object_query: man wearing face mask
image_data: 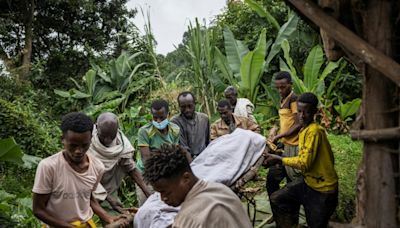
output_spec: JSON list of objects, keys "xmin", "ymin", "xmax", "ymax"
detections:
[
  {"xmin": 171, "ymin": 91, "xmax": 210, "ymax": 159},
  {"xmin": 136, "ymin": 99, "xmax": 183, "ymax": 205},
  {"xmin": 88, "ymin": 112, "xmax": 150, "ymax": 213}
]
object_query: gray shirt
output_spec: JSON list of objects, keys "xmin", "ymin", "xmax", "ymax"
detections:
[{"xmin": 171, "ymin": 112, "xmax": 210, "ymax": 157}]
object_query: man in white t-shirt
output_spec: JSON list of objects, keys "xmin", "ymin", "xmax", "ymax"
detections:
[{"xmin": 32, "ymin": 112, "xmax": 127, "ymax": 227}]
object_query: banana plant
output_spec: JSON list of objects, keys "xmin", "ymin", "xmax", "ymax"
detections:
[
  {"xmin": 279, "ymin": 39, "xmax": 343, "ymax": 100},
  {"xmin": 54, "ymin": 51, "xmax": 153, "ymax": 115},
  {"xmin": 239, "ymin": 28, "xmax": 269, "ymax": 104},
  {"xmin": 334, "ymin": 98, "xmax": 362, "ymax": 122}
]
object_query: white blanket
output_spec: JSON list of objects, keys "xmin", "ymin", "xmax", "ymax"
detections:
[{"xmin": 134, "ymin": 129, "xmax": 266, "ymax": 228}]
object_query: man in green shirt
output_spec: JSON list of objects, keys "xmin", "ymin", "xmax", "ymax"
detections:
[
  {"xmin": 265, "ymin": 93, "xmax": 338, "ymax": 228},
  {"xmin": 136, "ymin": 99, "xmax": 181, "ymax": 205}
]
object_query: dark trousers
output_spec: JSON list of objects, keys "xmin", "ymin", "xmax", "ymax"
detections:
[
  {"xmin": 266, "ymin": 164, "xmax": 299, "ymax": 225},
  {"xmin": 270, "ymin": 179, "xmax": 338, "ymax": 228}
]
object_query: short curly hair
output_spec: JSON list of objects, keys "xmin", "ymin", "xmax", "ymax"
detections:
[
  {"xmin": 60, "ymin": 112, "xmax": 93, "ymax": 134},
  {"xmin": 144, "ymin": 144, "xmax": 191, "ymax": 183},
  {"xmin": 275, "ymin": 71, "xmax": 292, "ymax": 83},
  {"xmin": 298, "ymin": 92, "xmax": 319, "ymax": 112},
  {"xmin": 151, "ymin": 99, "xmax": 169, "ymax": 114}
]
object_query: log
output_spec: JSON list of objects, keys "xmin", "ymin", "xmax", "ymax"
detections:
[
  {"xmin": 231, "ymin": 155, "xmax": 265, "ymax": 192},
  {"xmin": 285, "ymin": 0, "xmax": 400, "ymax": 87},
  {"xmin": 350, "ymin": 127, "xmax": 400, "ymax": 141}
]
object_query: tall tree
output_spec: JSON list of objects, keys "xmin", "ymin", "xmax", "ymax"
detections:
[{"xmin": 0, "ymin": 0, "xmax": 140, "ymax": 88}]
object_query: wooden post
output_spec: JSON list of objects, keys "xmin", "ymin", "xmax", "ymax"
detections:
[{"xmin": 284, "ymin": 0, "xmax": 400, "ymax": 227}]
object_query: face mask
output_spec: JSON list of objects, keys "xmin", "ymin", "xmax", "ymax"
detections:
[{"xmin": 152, "ymin": 119, "xmax": 169, "ymax": 130}]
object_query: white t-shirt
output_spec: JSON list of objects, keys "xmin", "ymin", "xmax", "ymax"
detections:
[{"xmin": 32, "ymin": 151, "xmax": 105, "ymax": 223}]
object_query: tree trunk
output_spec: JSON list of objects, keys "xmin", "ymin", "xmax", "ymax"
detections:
[
  {"xmin": 362, "ymin": 0, "xmax": 399, "ymax": 227},
  {"xmin": 20, "ymin": 0, "xmax": 34, "ymax": 80}
]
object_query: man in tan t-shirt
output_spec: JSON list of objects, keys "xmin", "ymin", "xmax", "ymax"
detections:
[
  {"xmin": 32, "ymin": 112, "xmax": 127, "ymax": 227},
  {"xmin": 143, "ymin": 144, "xmax": 252, "ymax": 228}
]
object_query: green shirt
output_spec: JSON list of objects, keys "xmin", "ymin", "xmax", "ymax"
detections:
[{"xmin": 136, "ymin": 122, "xmax": 180, "ymax": 172}]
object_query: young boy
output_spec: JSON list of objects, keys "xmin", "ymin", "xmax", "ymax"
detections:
[
  {"xmin": 32, "ymin": 112, "xmax": 126, "ymax": 227},
  {"xmin": 265, "ymin": 93, "xmax": 338, "ymax": 228}
]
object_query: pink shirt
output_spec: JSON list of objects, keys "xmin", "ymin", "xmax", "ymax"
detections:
[{"xmin": 33, "ymin": 151, "xmax": 105, "ymax": 223}]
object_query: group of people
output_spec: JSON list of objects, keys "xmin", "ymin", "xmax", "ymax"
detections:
[{"xmin": 32, "ymin": 71, "xmax": 338, "ymax": 228}]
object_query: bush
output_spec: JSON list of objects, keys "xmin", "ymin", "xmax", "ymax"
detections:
[
  {"xmin": 328, "ymin": 133, "xmax": 362, "ymax": 222},
  {"xmin": 0, "ymin": 98, "xmax": 60, "ymax": 158}
]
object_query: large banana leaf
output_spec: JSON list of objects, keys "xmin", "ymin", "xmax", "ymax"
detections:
[
  {"xmin": 303, "ymin": 45, "xmax": 324, "ymax": 90},
  {"xmin": 280, "ymin": 39, "xmax": 305, "ymax": 94},
  {"xmin": 83, "ymin": 69, "xmax": 97, "ymax": 97},
  {"xmin": 223, "ymin": 26, "xmax": 249, "ymax": 76},
  {"xmin": 240, "ymin": 29, "xmax": 267, "ymax": 103},
  {"xmin": 0, "ymin": 138, "xmax": 23, "ymax": 164},
  {"xmin": 215, "ymin": 47, "xmax": 235, "ymax": 85},
  {"xmin": 266, "ymin": 14, "xmax": 299, "ymax": 66},
  {"xmin": 334, "ymin": 98, "xmax": 362, "ymax": 120},
  {"xmin": 244, "ymin": 0, "xmax": 280, "ymax": 30}
]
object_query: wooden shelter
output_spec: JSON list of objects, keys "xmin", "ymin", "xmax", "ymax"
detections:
[{"xmin": 284, "ymin": 0, "xmax": 400, "ymax": 227}]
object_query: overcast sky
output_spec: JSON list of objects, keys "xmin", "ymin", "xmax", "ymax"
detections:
[{"xmin": 127, "ymin": 0, "xmax": 226, "ymax": 55}]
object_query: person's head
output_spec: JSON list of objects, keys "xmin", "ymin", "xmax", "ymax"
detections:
[
  {"xmin": 60, "ymin": 112, "xmax": 94, "ymax": 164},
  {"xmin": 297, "ymin": 93, "xmax": 319, "ymax": 127},
  {"xmin": 144, "ymin": 144, "xmax": 195, "ymax": 207},
  {"xmin": 177, "ymin": 91, "xmax": 196, "ymax": 119},
  {"xmin": 224, "ymin": 86, "xmax": 238, "ymax": 106},
  {"xmin": 217, "ymin": 99, "xmax": 233, "ymax": 124},
  {"xmin": 274, "ymin": 71, "xmax": 292, "ymax": 98},
  {"xmin": 96, "ymin": 112, "xmax": 118, "ymax": 147},
  {"xmin": 151, "ymin": 99, "xmax": 169, "ymax": 130}
]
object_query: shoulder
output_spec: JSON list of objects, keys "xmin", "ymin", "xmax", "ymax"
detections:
[
  {"xmin": 196, "ymin": 112, "xmax": 209, "ymax": 122},
  {"xmin": 88, "ymin": 154, "xmax": 105, "ymax": 173},
  {"xmin": 304, "ymin": 123, "xmax": 325, "ymax": 136},
  {"xmin": 170, "ymin": 114, "xmax": 182, "ymax": 124},
  {"xmin": 211, "ymin": 118, "xmax": 222, "ymax": 127},
  {"xmin": 39, "ymin": 152, "xmax": 62, "ymax": 168},
  {"xmin": 139, "ymin": 123, "xmax": 153, "ymax": 134},
  {"xmin": 290, "ymin": 93, "xmax": 298, "ymax": 103},
  {"xmin": 169, "ymin": 122, "xmax": 180, "ymax": 135},
  {"xmin": 238, "ymin": 98, "xmax": 254, "ymax": 106}
]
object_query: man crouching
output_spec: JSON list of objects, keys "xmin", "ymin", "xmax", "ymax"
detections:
[{"xmin": 143, "ymin": 144, "xmax": 252, "ymax": 228}]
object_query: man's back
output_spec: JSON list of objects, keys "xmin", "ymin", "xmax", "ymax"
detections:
[{"xmin": 173, "ymin": 180, "xmax": 252, "ymax": 228}]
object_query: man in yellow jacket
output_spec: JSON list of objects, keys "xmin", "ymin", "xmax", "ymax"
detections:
[{"xmin": 265, "ymin": 93, "xmax": 338, "ymax": 228}]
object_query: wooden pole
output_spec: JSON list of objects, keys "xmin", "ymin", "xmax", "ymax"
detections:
[
  {"xmin": 350, "ymin": 127, "xmax": 400, "ymax": 141},
  {"xmin": 285, "ymin": 0, "xmax": 400, "ymax": 87}
]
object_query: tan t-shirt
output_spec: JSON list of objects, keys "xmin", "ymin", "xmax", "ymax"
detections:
[
  {"xmin": 173, "ymin": 180, "xmax": 252, "ymax": 228},
  {"xmin": 32, "ymin": 151, "xmax": 105, "ymax": 223}
]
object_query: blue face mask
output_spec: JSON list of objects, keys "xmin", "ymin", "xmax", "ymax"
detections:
[{"xmin": 152, "ymin": 119, "xmax": 169, "ymax": 130}]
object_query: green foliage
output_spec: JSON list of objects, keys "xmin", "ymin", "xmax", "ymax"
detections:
[
  {"xmin": 185, "ymin": 18, "xmax": 220, "ymax": 116},
  {"xmin": 335, "ymin": 98, "xmax": 362, "ymax": 122},
  {"xmin": 328, "ymin": 133, "xmax": 362, "ymax": 222},
  {"xmin": 240, "ymin": 29, "xmax": 268, "ymax": 103},
  {"xmin": 0, "ymin": 138, "xmax": 24, "ymax": 164},
  {"xmin": 55, "ymin": 51, "xmax": 156, "ymax": 117},
  {"xmin": 0, "ymin": 98, "xmax": 60, "ymax": 158},
  {"xmin": 0, "ymin": 0, "xmax": 143, "ymax": 91}
]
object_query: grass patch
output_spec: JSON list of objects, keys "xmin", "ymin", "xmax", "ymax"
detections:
[{"xmin": 328, "ymin": 133, "xmax": 362, "ymax": 222}]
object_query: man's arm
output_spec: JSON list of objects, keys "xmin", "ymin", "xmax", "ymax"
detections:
[
  {"xmin": 282, "ymin": 130, "xmax": 320, "ymax": 172},
  {"xmin": 32, "ymin": 193, "xmax": 75, "ymax": 228},
  {"xmin": 171, "ymin": 118, "xmax": 191, "ymax": 153},
  {"xmin": 91, "ymin": 195, "xmax": 127, "ymax": 225},
  {"xmin": 247, "ymin": 118, "xmax": 261, "ymax": 134},
  {"xmin": 130, "ymin": 169, "xmax": 151, "ymax": 197},
  {"xmin": 210, "ymin": 122, "xmax": 218, "ymax": 141},
  {"xmin": 139, "ymin": 146, "xmax": 151, "ymax": 164}
]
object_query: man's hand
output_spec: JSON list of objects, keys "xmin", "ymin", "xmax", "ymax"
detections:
[
  {"xmin": 262, "ymin": 149, "xmax": 282, "ymax": 167},
  {"xmin": 105, "ymin": 214, "xmax": 130, "ymax": 228}
]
